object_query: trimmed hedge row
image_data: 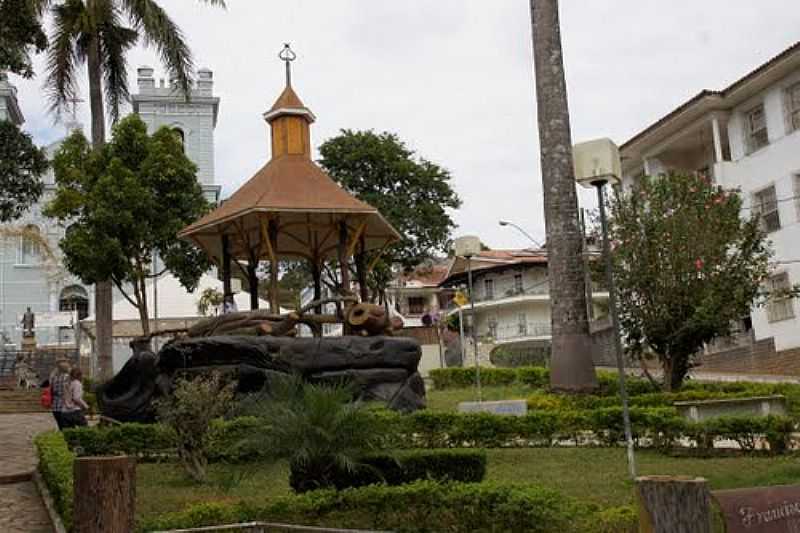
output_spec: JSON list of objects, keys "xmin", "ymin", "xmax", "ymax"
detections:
[
  {"xmin": 138, "ymin": 481, "xmax": 636, "ymax": 533},
  {"xmin": 63, "ymin": 409, "xmax": 795, "ymax": 455},
  {"xmin": 289, "ymin": 449, "xmax": 487, "ymax": 492},
  {"xmin": 34, "ymin": 431, "xmax": 75, "ymax": 531}
]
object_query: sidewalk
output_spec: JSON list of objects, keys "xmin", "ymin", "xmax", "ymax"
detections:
[{"xmin": 0, "ymin": 413, "xmax": 57, "ymax": 533}]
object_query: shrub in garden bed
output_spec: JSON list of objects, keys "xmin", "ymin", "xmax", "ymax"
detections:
[
  {"xmin": 289, "ymin": 449, "xmax": 487, "ymax": 492},
  {"xmin": 34, "ymin": 431, "xmax": 75, "ymax": 531},
  {"xmin": 139, "ymin": 480, "xmax": 633, "ymax": 533}
]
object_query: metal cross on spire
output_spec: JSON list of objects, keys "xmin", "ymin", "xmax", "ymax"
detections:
[{"xmin": 279, "ymin": 43, "xmax": 297, "ymax": 87}]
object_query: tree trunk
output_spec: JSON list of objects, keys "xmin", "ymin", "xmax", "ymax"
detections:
[
  {"xmin": 312, "ymin": 260, "xmax": 322, "ymax": 316},
  {"xmin": 73, "ymin": 456, "xmax": 136, "ymax": 533},
  {"xmin": 356, "ymin": 237, "xmax": 369, "ymax": 302},
  {"xmin": 248, "ymin": 259, "xmax": 259, "ymax": 311},
  {"xmin": 530, "ymin": 0, "xmax": 596, "ymax": 393},
  {"xmin": 87, "ymin": 33, "xmax": 113, "ymax": 381},
  {"xmin": 636, "ymin": 476, "xmax": 711, "ymax": 533}
]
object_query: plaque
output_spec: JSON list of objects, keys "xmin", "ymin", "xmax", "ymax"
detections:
[
  {"xmin": 713, "ymin": 485, "xmax": 800, "ymax": 532},
  {"xmin": 458, "ymin": 400, "xmax": 528, "ymax": 416}
]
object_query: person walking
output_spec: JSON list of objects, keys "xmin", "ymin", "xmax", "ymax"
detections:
[
  {"xmin": 63, "ymin": 367, "xmax": 89, "ymax": 428},
  {"xmin": 49, "ymin": 358, "xmax": 71, "ymax": 430}
]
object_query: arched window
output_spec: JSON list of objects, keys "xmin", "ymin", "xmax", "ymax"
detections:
[
  {"xmin": 173, "ymin": 127, "xmax": 185, "ymax": 152},
  {"xmin": 60, "ymin": 285, "xmax": 89, "ymax": 320},
  {"xmin": 19, "ymin": 224, "xmax": 41, "ymax": 265}
]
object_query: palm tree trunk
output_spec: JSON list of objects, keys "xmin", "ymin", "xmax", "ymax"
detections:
[
  {"xmin": 530, "ymin": 0, "xmax": 596, "ymax": 392},
  {"xmin": 87, "ymin": 32, "xmax": 114, "ymax": 380}
]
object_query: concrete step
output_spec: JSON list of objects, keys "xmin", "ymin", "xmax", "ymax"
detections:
[{"xmin": 0, "ymin": 390, "xmax": 48, "ymax": 414}]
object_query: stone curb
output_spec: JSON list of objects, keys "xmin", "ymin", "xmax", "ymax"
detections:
[
  {"xmin": 33, "ymin": 470, "xmax": 67, "ymax": 533},
  {"xmin": 0, "ymin": 471, "xmax": 34, "ymax": 485}
]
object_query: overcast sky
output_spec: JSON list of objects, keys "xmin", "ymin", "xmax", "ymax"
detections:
[{"xmin": 9, "ymin": 0, "xmax": 800, "ymax": 250}]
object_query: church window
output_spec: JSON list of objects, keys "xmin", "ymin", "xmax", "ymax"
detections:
[
  {"xmin": 60, "ymin": 285, "xmax": 89, "ymax": 320},
  {"xmin": 173, "ymin": 127, "xmax": 185, "ymax": 152},
  {"xmin": 18, "ymin": 225, "xmax": 42, "ymax": 265}
]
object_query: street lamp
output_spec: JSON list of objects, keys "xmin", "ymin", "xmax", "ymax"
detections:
[
  {"xmin": 573, "ymin": 138, "xmax": 636, "ymax": 479},
  {"xmin": 498, "ymin": 220, "xmax": 543, "ymax": 248},
  {"xmin": 454, "ymin": 235, "xmax": 483, "ymax": 402}
]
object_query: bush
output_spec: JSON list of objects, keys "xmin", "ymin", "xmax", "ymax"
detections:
[
  {"xmin": 290, "ymin": 449, "xmax": 487, "ymax": 491},
  {"xmin": 490, "ymin": 345, "xmax": 551, "ymax": 368},
  {"xmin": 139, "ymin": 480, "xmax": 600, "ymax": 533},
  {"xmin": 156, "ymin": 373, "xmax": 236, "ymax": 482},
  {"xmin": 34, "ymin": 431, "xmax": 75, "ymax": 531},
  {"xmin": 63, "ymin": 423, "xmax": 176, "ymax": 458}
]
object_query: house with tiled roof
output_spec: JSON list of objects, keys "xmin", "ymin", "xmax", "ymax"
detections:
[
  {"xmin": 437, "ymin": 248, "xmax": 609, "ymax": 365},
  {"xmin": 620, "ymin": 41, "xmax": 800, "ymax": 371}
]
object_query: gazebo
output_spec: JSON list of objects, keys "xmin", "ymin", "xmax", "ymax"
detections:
[{"xmin": 179, "ymin": 45, "xmax": 400, "ymax": 319}]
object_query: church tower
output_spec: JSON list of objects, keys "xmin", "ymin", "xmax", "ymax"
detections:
[{"xmin": 131, "ymin": 67, "xmax": 221, "ymax": 201}]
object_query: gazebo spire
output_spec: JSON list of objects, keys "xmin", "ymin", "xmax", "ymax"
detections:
[
  {"xmin": 263, "ymin": 44, "xmax": 316, "ymax": 160},
  {"xmin": 279, "ymin": 43, "xmax": 296, "ymax": 87}
]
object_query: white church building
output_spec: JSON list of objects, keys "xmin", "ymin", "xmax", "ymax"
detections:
[{"xmin": 0, "ymin": 67, "xmax": 243, "ymax": 372}]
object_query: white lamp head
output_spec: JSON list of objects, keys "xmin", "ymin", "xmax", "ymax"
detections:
[
  {"xmin": 454, "ymin": 236, "xmax": 481, "ymax": 258},
  {"xmin": 573, "ymin": 138, "xmax": 622, "ymax": 188}
]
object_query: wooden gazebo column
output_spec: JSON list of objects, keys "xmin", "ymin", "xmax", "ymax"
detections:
[{"xmin": 221, "ymin": 234, "xmax": 233, "ymax": 312}]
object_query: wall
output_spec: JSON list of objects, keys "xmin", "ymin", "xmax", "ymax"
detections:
[
  {"xmin": 724, "ymin": 70, "xmax": 800, "ymax": 351},
  {"xmin": 697, "ymin": 337, "xmax": 800, "ymax": 376}
]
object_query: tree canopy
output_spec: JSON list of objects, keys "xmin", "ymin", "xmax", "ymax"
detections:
[
  {"xmin": 0, "ymin": 0, "xmax": 48, "ymax": 77},
  {"xmin": 610, "ymin": 173, "xmax": 772, "ymax": 390},
  {"xmin": 319, "ymin": 129, "xmax": 461, "ymax": 300},
  {"xmin": 0, "ymin": 120, "xmax": 48, "ymax": 222},
  {"xmin": 45, "ymin": 114, "xmax": 211, "ymax": 335}
]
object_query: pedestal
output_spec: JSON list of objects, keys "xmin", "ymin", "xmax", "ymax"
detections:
[{"xmin": 21, "ymin": 335, "xmax": 36, "ymax": 352}]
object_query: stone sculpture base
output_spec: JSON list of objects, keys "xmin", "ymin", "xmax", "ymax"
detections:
[{"xmin": 99, "ymin": 335, "xmax": 426, "ymax": 422}]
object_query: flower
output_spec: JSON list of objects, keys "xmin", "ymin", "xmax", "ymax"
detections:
[{"xmin": 695, "ymin": 258, "xmax": 704, "ymax": 271}]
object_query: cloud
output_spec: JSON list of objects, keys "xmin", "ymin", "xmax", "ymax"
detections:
[{"xmin": 9, "ymin": 0, "xmax": 799, "ymax": 250}]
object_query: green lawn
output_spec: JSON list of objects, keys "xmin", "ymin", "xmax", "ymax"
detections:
[
  {"xmin": 137, "ymin": 448, "xmax": 800, "ymax": 520},
  {"xmin": 425, "ymin": 384, "xmax": 533, "ymax": 411}
]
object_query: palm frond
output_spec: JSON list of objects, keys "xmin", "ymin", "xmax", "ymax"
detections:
[
  {"xmin": 45, "ymin": 0, "xmax": 83, "ymax": 119},
  {"xmin": 120, "ymin": 0, "xmax": 194, "ymax": 98},
  {"xmin": 99, "ymin": 7, "xmax": 137, "ymax": 122}
]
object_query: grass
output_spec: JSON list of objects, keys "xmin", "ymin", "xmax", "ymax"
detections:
[
  {"xmin": 136, "ymin": 449, "xmax": 800, "ymax": 520},
  {"xmin": 425, "ymin": 384, "xmax": 534, "ymax": 412}
]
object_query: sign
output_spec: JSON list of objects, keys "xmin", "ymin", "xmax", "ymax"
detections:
[
  {"xmin": 453, "ymin": 291, "xmax": 469, "ymax": 308},
  {"xmin": 458, "ymin": 400, "xmax": 527, "ymax": 417},
  {"xmin": 713, "ymin": 485, "xmax": 800, "ymax": 532},
  {"xmin": 16, "ymin": 311, "xmax": 75, "ymax": 329}
]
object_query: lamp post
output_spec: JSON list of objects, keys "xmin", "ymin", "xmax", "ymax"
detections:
[
  {"xmin": 454, "ymin": 236, "xmax": 483, "ymax": 402},
  {"xmin": 574, "ymin": 138, "xmax": 636, "ymax": 479},
  {"xmin": 499, "ymin": 220, "xmax": 543, "ymax": 248}
]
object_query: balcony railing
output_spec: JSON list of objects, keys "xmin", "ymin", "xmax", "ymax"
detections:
[
  {"xmin": 484, "ymin": 321, "xmax": 552, "ymax": 343},
  {"xmin": 474, "ymin": 281, "xmax": 607, "ymax": 304}
]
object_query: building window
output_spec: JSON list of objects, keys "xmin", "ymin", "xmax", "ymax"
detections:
[
  {"xmin": 173, "ymin": 127, "xmax": 186, "ymax": 152},
  {"xmin": 484, "ymin": 279, "xmax": 494, "ymax": 300},
  {"xmin": 514, "ymin": 273, "xmax": 524, "ymax": 294},
  {"xmin": 407, "ymin": 296, "xmax": 425, "ymax": 316},
  {"xmin": 60, "ymin": 285, "xmax": 89, "ymax": 320},
  {"xmin": 752, "ymin": 185, "xmax": 780, "ymax": 233},
  {"xmin": 766, "ymin": 272, "xmax": 795, "ymax": 323},
  {"xmin": 487, "ymin": 317, "xmax": 498, "ymax": 339},
  {"xmin": 745, "ymin": 104, "xmax": 769, "ymax": 154},
  {"xmin": 786, "ymin": 83, "xmax": 800, "ymax": 133},
  {"xmin": 517, "ymin": 313, "xmax": 527, "ymax": 335},
  {"xmin": 18, "ymin": 225, "xmax": 42, "ymax": 265},
  {"xmin": 794, "ymin": 174, "xmax": 800, "ymax": 221}
]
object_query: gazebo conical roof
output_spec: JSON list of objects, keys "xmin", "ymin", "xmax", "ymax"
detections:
[{"xmin": 179, "ymin": 72, "xmax": 400, "ymax": 265}]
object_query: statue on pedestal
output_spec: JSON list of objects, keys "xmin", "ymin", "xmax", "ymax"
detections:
[{"xmin": 21, "ymin": 307, "xmax": 35, "ymax": 338}]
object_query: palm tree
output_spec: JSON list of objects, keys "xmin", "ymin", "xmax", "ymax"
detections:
[
  {"xmin": 529, "ymin": 0, "xmax": 597, "ymax": 392},
  {"xmin": 40, "ymin": 0, "xmax": 224, "ymax": 379}
]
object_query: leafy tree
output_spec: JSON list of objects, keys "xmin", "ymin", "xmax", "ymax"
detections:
[
  {"xmin": 610, "ymin": 173, "xmax": 772, "ymax": 391},
  {"xmin": 0, "ymin": 0, "xmax": 47, "ymax": 77},
  {"xmin": 156, "ymin": 373, "xmax": 235, "ymax": 483},
  {"xmin": 319, "ymin": 129, "xmax": 461, "ymax": 301},
  {"xmin": 197, "ymin": 287, "xmax": 224, "ymax": 317},
  {"xmin": 45, "ymin": 114, "xmax": 211, "ymax": 335},
  {"xmin": 0, "ymin": 120, "xmax": 48, "ymax": 222},
  {"xmin": 42, "ymin": 0, "xmax": 224, "ymax": 379}
]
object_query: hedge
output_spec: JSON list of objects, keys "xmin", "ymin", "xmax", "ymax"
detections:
[
  {"xmin": 138, "ymin": 481, "xmax": 637, "ymax": 533},
  {"xmin": 34, "ymin": 431, "xmax": 75, "ymax": 531},
  {"xmin": 289, "ymin": 449, "xmax": 487, "ymax": 492}
]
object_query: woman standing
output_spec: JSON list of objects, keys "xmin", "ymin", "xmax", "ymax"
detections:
[
  {"xmin": 63, "ymin": 367, "xmax": 89, "ymax": 428},
  {"xmin": 49, "ymin": 358, "xmax": 71, "ymax": 430}
]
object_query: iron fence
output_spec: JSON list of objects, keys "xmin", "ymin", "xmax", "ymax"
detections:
[{"xmin": 0, "ymin": 348, "xmax": 79, "ymax": 386}]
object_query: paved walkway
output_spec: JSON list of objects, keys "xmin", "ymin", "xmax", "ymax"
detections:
[{"xmin": 0, "ymin": 413, "xmax": 57, "ymax": 533}]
